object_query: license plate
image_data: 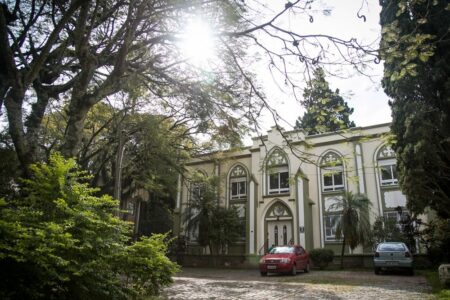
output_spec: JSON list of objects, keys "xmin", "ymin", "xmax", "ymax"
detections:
[
  {"xmin": 267, "ymin": 265, "xmax": 277, "ymax": 270},
  {"xmin": 386, "ymin": 261, "xmax": 397, "ymax": 265}
]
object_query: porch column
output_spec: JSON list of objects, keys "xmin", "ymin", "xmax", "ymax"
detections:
[
  {"xmin": 249, "ymin": 180, "xmax": 255, "ymax": 254},
  {"xmin": 296, "ymin": 177, "xmax": 306, "ymax": 247}
]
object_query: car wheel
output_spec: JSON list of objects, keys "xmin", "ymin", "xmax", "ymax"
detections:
[
  {"xmin": 291, "ymin": 264, "xmax": 297, "ymax": 276},
  {"xmin": 304, "ymin": 262, "xmax": 310, "ymax": 273},
  {"xmin": 374, "ymin": 267, "xmax": 380, "ymax": 275},
  {"xmin": 260, "ymin": 271, "xmax": 267, "ymax": 276}
]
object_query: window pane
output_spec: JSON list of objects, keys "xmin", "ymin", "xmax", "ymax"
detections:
[
  {"xmin": 323, "ymin": 174, "xmax": 333, "ymax": 186},
  {"xmin": 280, "ymin": 172, "xmax": 289, "ymax": 189},
  {"xmin": 269, "ymin": 173, "xmax": 279, "ymax": 189},
  {"xmin": 231, "ymin": 182, "xmax": 238, "ymax": 196},
  {"xmin": 239, "ymin": 181, "xmax": 246, "ymax": 195},
  {"xmin": 380, "ymin": 166, "xmax": 392, "ymax": 181},
  {"xmin": 333, "ymin": 172, "xmax": 343, "ymax": 186},
  {"xmin": 392, "ymin": 166, "xmax": 398, "ymax": 180}
]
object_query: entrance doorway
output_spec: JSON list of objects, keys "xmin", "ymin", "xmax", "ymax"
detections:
[
  {"xmin": 265, "ymin": 201, "xmax": 294, "ymax": 250},
  {"xmin": 267, "ymin": 220, "xmax": 292, "ymax": 246}
]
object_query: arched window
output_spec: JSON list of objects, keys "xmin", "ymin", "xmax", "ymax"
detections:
[
  {"xmin": 266, "ymin": 149, "xmax": 289, "ymax": 194},
  {"xmin": 377, "ymin": 145, "xmax": 398, "ymax": 186},
  {"xmin": 229, "ymin": 165, "xmax": 247, "ymax": 200},
  {"xmin": 320, "ymin": 152, "xmax": 344, "ymax": 192}
]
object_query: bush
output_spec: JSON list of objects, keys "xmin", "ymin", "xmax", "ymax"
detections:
[
  {"xmin": 309, "ymin": 248, "xmax": 334, "ymax": 269},
  {"xmin": 0, "ymin": 153, "xmax": 179, "ymax": 299}
]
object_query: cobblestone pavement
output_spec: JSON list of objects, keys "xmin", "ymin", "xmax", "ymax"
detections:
[{"xmin": 161, "ymin": 268, "xmax": 434, "ymax": 300}]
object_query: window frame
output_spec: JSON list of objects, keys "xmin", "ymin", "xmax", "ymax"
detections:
[
  {"xmin": 324, "ymin": 214, "xmax": 342, "ymax": 242},
  {"xmin": 230, "ymin": 177, "xmax": 247, "ymax": 200},
  {"xmin": 378, "ymin": 158, "xmax": 398, "ymax": 186},
  {"xmin": 267, "ymin": 165, "xmax": 290, "ymax": 194},
  {"xmin": 321, "ymin": 166, "xmax": 345, "ymax": 192}
]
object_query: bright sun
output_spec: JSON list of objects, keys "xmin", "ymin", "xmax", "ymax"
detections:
[{"xmin": 179, "ymin": 19, "xmax": 216, "ymax": 67}]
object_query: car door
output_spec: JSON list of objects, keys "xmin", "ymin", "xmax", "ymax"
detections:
[{"xmin": 297, "ymin": 246, "xmax": 307, "ymax": 269}]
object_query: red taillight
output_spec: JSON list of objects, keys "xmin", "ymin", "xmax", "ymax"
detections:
[
  {"xmin": 405, "ymin": 252, "xmax": 411, "ymax": 257},
  {"xmin": 374, "ymin": 252, "xmax": 380, "ymax": 257}
]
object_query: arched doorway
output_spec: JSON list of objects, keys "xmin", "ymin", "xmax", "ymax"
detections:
[{"xmin": 265, "ymin": 201, "xmax": 293, "ymax": 248}]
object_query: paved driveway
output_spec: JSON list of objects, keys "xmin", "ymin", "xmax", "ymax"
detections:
[{"xmin": 161, "ymin": 267, "xmax": 433, "ymax": 300}]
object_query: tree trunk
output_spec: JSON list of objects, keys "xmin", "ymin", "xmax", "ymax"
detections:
[
  {"xmin": 340, "ymin": 235, "xmax": 346, "ymax": 269},
  {"xmin": 60, "ymin": 98, "xmax": 92, "ymax": 158}
]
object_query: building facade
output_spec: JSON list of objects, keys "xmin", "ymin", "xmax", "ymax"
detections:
[{"xmin": 173, "ymin": 123, "xmax": 418, "ymax": 255}]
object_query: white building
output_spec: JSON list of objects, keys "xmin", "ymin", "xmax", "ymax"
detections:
[{"xmin": 173, "ymin": 123, "xmax": 419, "ymax": 256}]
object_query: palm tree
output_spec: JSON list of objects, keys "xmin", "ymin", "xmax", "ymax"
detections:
[{"xmin": 329, "ymin": 192, "xmax": 372, "ymax": 269}]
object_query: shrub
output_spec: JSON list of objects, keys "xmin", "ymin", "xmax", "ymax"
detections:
[
  {"xmin": 309, "ymin": 248, "xmax": 334, "ymax": 269},
  {"xmin": 0, "ymin": 153, "xmax": 179, "ymax": 299}
]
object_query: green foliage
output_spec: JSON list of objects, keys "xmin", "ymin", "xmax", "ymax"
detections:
[
  {"xmin": 0, "ymin": 153, "xmax": 178, "ymax": 299},
  {"xmin": 420, "ymin": 218, "xmax": 450, "ymax": 264},
  {"xmin": 371, "ymin": 216, "xmax": 404, "ymax": 245},
  {"xmin": 309, "ymin": 248, "xmax": 334, "ymax": 270},
  {"xmin": 209, "ymin": 206, "xmax": 241, "ymax": 254},
  {"xmin": 184, "ymin": 173, "xmax": 241, "ymax": 254},
  {"xmin": 328, "ymin": 192, "xmax": 372, "ymax": 268},
  {"xmin": 0, "ymin": 147, "xmax": 20, "ymax": 199},
  {"xmin": 295, "ymin": 68, "xmax": 356, "ymax": 134},
  {"xmin": 380, "ymin": 0, "xmax": 450, "ymax": 218}
]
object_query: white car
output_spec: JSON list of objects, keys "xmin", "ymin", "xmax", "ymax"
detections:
[{"xmin": 374, "ymin": 242, "xmax": 414, "ymax": 275}]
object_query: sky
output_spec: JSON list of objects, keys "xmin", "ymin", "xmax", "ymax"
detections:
[{"xmin": 253, "ymin": 0, "xmax": 392, "ymax": 132}]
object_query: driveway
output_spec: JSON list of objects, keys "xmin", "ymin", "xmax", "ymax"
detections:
[{"xmin": 161, "ymin": 267, "xmax": 433, "ymax": 299}]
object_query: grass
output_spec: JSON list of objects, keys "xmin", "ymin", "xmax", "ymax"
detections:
[{"xmin": 419, "ymin": 270, "xmax": 450, "ymax": 299}]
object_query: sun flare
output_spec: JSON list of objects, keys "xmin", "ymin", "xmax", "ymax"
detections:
[{"xmin": 179, "ymin": 19, "xmax": 216, "ymax": 67}]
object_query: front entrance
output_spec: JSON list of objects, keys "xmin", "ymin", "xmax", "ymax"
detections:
[
  {"xmin": 267, "ymin": 220, "xmax": 293, "ymax": 246},
  {"xmin": 265, "ymin": 201, "xmax": 294, "ymax": 250}
]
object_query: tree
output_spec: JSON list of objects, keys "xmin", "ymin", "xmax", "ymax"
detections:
[
  {"xmin": 329, "ymin": 192, "xmax": 372, "ymax": 269},
  {"xmin": 0, "ymin": 153, "xmax": 179, "ymax": 299},
  {"xmin": 379, "ymin": 0, "xmax": 450, "ymax": 218},
  {"xmin": 0, "ymin": 1, "xmax": 376, "ymax": 174},
  {"xmin": 295, "ymin": 68, "xmax": 356, "ymax": 134},
  {"xmin": 184, "ymin": 173, "xmax": 241, "ymax": 254}
]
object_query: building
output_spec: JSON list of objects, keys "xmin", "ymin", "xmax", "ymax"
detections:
[{"xmin": 173, "ymin": 123, "xmax": 421, "ymax": 256}]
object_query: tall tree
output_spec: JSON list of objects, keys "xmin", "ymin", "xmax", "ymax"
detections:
[
  {"xmin": 295, "ymin": 68, "xmax": 356, "ymax": 134},
  {"xmin": 0, "ymin": 1, "xmax": 376, "ymax": 174},
  {"xmin": 329, "ymin": 192, "xmax": 372, "ymax": 269},
  {"xmin": 379, "ymin": 0, "xmax": 450, "ymax": 218}
]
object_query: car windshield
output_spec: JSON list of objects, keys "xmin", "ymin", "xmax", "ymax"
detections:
[
  {"xmin": 270, "ymin": 246, "xmax": 295, "ymax": 254},
  {"xmin": 378, "ymin": 243, "xmax": 405, "ymax": 251}
]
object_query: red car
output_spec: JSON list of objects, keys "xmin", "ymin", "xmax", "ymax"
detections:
[{"xmin": 259, "ymin": 245, "xmax": 310, "ymax": 276}]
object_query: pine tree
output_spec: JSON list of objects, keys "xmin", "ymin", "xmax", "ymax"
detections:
[
  {"xmin": 379, "ymin": 0, "xmax": 450, "ymax": 218},
  {"xmin": 295, "ymin": 68, "xmax": 355, "ymax": 134}
]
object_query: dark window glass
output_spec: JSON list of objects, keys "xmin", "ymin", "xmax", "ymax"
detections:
[
  {"xmin": 231, "ymin": 182, "xmax": 238, "ymax": 196},
  {"xmin": 239, "ymin": 181, "xmax": 246, "ymax": 195},
  {"xmin": 333, "ymin": 172, "xmax": 343, "ymax": 185},
  {"xmin": 323, "ymin": 174, "xmax": 333, "ymax": 186},
  {"xmin": 280, "ymin": 172, "xmax": 289, "ymax": 189},
  {"xmin": 269, "ymin": 173, "xmax": 279, "ymax": 189},
  {"xmin": 381, "ymin": 166, "xmax": 392, "ymax": 181}
]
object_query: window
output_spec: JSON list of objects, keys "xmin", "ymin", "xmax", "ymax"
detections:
[
  {"xmin": 231, "ymin": 203, "xmax": 246, "ymax": 240},
  {"xmin": 266, "ymin": 149, "xmax": 289, "ymax": 194},
  {"xmin": 324, "ymin": 214, "xmax": 341, "ymax": 241},
  {"xmin": 320, "ymin": 152, "xmax": 344, "ymax": 192},
  {"xmin": 229, "ymin": 165, "xmax": 247, "ymax": 200},
  {"xmin": 379, "ymin": 159, "xmax": 398, "ymax": 186},
  {"xmin": 377, "ymin": 146, "xmax": 398, "ymax": 186},
  {"xmin": 268, "ymin": 166, "xmax": 289, "ymax": 194},
  {"xmin": 384, "ymin": 210, "xmax": 410, "ymax": 229}
]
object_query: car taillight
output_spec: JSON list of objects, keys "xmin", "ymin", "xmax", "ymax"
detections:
[
  {"xmin": 405, "ymin": 252, "xmax": 411, "ymax": 257},
  {"xmin": 374, "ymin": 252, "xmax": 380, "ymax": 258}
]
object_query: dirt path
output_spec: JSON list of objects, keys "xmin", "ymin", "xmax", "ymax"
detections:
[{"xmin": 161, "ymin": 268, "xmax": 433, "ymax": 300}]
